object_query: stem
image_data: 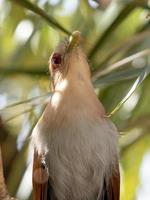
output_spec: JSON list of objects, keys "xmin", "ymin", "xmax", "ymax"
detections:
[{"xmin": 10, "ymin": 0, "xmax": 71, "ymax": 35}]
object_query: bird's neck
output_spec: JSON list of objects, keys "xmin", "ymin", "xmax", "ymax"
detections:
[{"xmin": 51, "ymin": 77, "xmax": 105, "ymax": 118}]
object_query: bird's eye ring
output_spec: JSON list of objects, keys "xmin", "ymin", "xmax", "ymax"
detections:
[{"xmin": 51, "ymin": 53, "xmax": 62, "ymax": 69}]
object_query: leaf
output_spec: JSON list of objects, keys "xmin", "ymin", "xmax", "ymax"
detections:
[
  {"xmin": 92, "ymin": 48, "xmax": 150, "ymax": 81},
  {"xmin": 108, "ymin": 62, "xmax": 150, "ymax": 117},
  {"xmin": 93, "ymin": 30, "xmax": 150, "ymax": 76},
  {"xmin": 0, "ymin": 93, "xmax": 51, "ymax": 111},
  {"xmin": 93, "ymin": 68, "xmax": 142, "ymax": 86},
  {"xmin": 88, "ymin": 3, "xmax": 135, "ymax": 59},
  {"xmin": 10, "ymin": 0, "xmax": 71, "ymax": 35},
  {"xmin": 92, "ymin": 30, "xmax": 150, "ymax": 78},
  {"xmin": 0, "ymin": 92, "xmax": 52, "ymax": 123}
]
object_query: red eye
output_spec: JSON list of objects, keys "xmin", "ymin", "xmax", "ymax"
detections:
[{"xmin": 52, "ymin": 53, "xmax": 61, "ymax": 68}]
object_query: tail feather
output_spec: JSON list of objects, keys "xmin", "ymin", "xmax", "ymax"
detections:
[{"xmin": 98, "ymin": 164, "xmax": 120, "ymax": 200}]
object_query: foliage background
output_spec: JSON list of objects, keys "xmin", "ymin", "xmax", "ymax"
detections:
[{"xmin": 0, "ymin": 0, "xmax": 150, "ymax": 200}]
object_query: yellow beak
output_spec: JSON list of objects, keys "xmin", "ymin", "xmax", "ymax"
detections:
[{"xmin": 67, "ymin": 31, "xmax": 81, "ymax": 53}]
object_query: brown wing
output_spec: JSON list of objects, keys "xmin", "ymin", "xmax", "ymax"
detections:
[
  {"xmin": 32, "ymin": 150, "xmax": 52, "ymax": 200},
  {"xmin": 99, "ymin": 163, "xmax": 120, "ymax": 200}
]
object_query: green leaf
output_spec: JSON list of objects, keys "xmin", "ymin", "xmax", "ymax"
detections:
[
  {"xmin": 93, "ymin": 68, "xmax": 142, "ymax": 86},
  {"xmin": 92, "ymin": 48, "xmax": 150, "ymax": 81},
  {"xmin": 88, "ymin": 3, "xmax": 135, "ymax": 59},
  {"xmin": 108, "ymin": 63, "xmax": 150, "ymax": 117}
]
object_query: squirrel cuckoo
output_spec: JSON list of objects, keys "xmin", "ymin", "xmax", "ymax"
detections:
[{"xmin": 32, "ymin": 31, "xmax": 120, "ymax": 200}]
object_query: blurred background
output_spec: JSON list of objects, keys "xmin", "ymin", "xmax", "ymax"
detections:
[{"xmin": 0, "ymin": 0, "xmax": 150, "ymax": 199}]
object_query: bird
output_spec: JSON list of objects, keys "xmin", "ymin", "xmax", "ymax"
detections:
[{"xmin": 32, "ymin": 31, "xmax": 120, "ymax": 200}]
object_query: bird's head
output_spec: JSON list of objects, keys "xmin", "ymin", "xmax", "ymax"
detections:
[{"xmin": 49, "ymin": 31, "xmax": 91, "ymax": 91}]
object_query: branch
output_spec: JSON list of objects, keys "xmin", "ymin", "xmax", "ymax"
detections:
[
  {"xmin": 0, "ymin": 67, "xmax": 47, "ymax": 76},
  {"xmin": 10, "ymin": 0, "xmax": 71, "ymax": 35},
  {"xmin": 0, "ymin": 93, "xmax": 51, "ymax": 111},
  {"xmin": 0, "ymin": 147, "xmax": 17, "ymax": 200}
]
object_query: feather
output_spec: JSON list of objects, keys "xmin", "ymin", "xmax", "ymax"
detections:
[
  {"xmin": 98, "ymin": 163, "xmax": 120, "ymax": 200},
  {"xmin": 32, "ymin": 31, "xmax": 120, "ymax": 200},
  {"xmin": 32, "ymin": 151, "xmax": 49, "ymax": 200}
]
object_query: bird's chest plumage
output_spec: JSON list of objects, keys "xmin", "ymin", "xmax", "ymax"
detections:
[{"xmin": 32, "ymin": 100, "xmax": 118, "ymax": 200}]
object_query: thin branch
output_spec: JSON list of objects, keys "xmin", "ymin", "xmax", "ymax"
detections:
[
  {"xmin": 0, "ymin": 93, "xmax": 51, "ymax": 111},
  {"xmin": 92, "ymin": 48, "xmax": 150, "ymax": 81},
  {"xmin": 3, "ymin": 108, "xmax": 35, "ymax": 123},
  {"xmin": 0, "ymin": 66, "xmax": 47, "ymax": 76},
  {"xmin": 10, "ymin": 0, "xmax": 71, "ymax": 35},
  {"xmin": 2, "ymin": 98, "xmax": 49, "ymax": 123}
]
